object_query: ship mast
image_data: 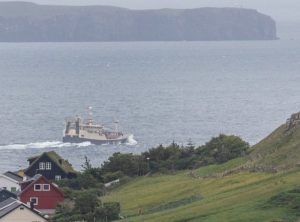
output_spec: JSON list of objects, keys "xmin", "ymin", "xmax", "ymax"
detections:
[
  {"xmin": 87, "ymin": 106, "xmax": 93, "ymax": 125},
  {"xmin": 114, "ymin": 117, "xmax": 119, "ymax": 133}
]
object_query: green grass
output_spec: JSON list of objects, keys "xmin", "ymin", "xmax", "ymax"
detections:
[
  {"xmin": 103, "ymin": 167, "xmax": 300, "ymax": 222},
  {"xmin": 102, "ymin": 120, "xmax": 300, "ymax": 221},
  {"xmin": 250, "ymin": 124, "xmax": 300, "ymax": 168},
  {"xmin": 196, "ymin": 157, "xmax": 247, "ymax": 177}
]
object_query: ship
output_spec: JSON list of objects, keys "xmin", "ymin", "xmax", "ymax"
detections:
[{"xmin": 63, "ymin": 108, "xmax": 131, "ymax": 145}]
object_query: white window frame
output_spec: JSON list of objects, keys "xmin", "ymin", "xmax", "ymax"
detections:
[
  {"xmin": 30, "ymin": 197, "xmax": 38, "ymax": 206},
  {"xmin": 55, "ymin": 175, "xmax": 62, "ymax": 181},
  {"xmin": 39, "ymin": 162, "xmax": 45, "ymax": 170},
  {"xmin": 43, "ymin": 184, "xmax": 50, "ymax": 191},
  {"xmin": 46, "ymin": 162, "xmax": 52, "ymax": 170},
  {"xmin": 34, "ymin": 184, "xmax": 42, "ymax": 191}
]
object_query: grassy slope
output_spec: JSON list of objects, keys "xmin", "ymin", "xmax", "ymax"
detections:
[
  {"xmin": 196, "ymin": 157, "xmax": 247, "ymax": 177},
  {"xmin": 103, "ymin": 161, "xmax": 300, "ymax": 222},
  {"xmin": 103, "ymin": 121, "xmax": 300, "ymax": 221},
  {"xmin": 250, "ymin": 124, "xmax": 300, "ymax": 168}
]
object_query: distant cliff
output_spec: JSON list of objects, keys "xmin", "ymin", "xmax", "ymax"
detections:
[{"xmin": 0, "ymin": 2, "xmax": 277, "ymax": 42}]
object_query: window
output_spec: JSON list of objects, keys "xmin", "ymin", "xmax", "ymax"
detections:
[
  {"xmin": 39, "ymin": 162, "xmax": 45, "ymax": 170},
  {"xmin": 34, "ymin": 184, "xmax": 51, "ymax": 191},
  {"xmin": 55, "ymin": 175, "xmax": 62, "ymax": 181},
  {"xmin": 11, "ymin": 187, "xmax": 16, "ymax": 192},
  {"xmin": 30, "ymin": 197, "xmax": 38, "ymax": 205},
  {"xmin": 43, "ymin": 184, "xmax": 50, "ymax": 191},
  {"xmin": 46, "ymin": 162, "xmax": 52, "ymax": 170},
  {"xmin": 34, "ymin": 184, "xmax": 42, "ymax": 191}
]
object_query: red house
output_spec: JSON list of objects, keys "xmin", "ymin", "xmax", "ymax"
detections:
[{"xmin": 19, "ymin": 174, "xmax": 64, "ymax": 214}]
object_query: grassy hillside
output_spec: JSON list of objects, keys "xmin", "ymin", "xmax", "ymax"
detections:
[
  {"xmin": 249, "ymin": 124, "xmax": 300, "ymax": 169},
  {"xmin": 102, "ymin": 115, "xmax": 300, "ymax": 221},
  {"xmin": 103, "ymin": 160, "xmax": 300, "ymax": 222}
]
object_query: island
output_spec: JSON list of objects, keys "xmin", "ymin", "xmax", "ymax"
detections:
[{"xmin": 0, "ymin": 2, "xmax": 277, "ymax": 42}]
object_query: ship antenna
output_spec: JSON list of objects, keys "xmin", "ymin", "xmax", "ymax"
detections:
[
  {"xmin": 87, "ymin": 106, "xmax": 93, "ymax": 125},
  {"xmin": 114, "ymin": 117, "xmax": 119, "ymax": 133}
]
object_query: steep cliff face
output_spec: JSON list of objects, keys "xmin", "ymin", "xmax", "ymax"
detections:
[{"xmin": 0, "ymin": 2, "xmax": 277, "ymax": 42}]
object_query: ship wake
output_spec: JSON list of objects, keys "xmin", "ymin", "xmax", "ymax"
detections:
[
  {"xmin": 0, "ymin": 141, "xmax": 92, "ymax": 150},
  {"xmin": 0, "ymin": 137, "xmax": 137, "ymax": 150},
  {"xmin": 126, "ymin": 135, "xmax": 138, "ymax": 146}
]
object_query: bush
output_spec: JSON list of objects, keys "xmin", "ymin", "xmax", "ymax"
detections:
[
  {"xmin": 196, "ymin": 134, "xmax": 250, "ymax": 165},
  {"xmin": 101, "ymin": 153, "xmax": 148, "ymax": 177},
  {"xmin": 75, "ymin": 190, "xmax": 100, "ymax": 214}
]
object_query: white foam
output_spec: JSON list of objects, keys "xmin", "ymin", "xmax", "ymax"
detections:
[
  {"xmin": 0, "ymin": 141, "xmax": 93, "ymax": 150},
  {"xmin": 126, "ymin": 135, "xmax": 138, "ymax": 146}
]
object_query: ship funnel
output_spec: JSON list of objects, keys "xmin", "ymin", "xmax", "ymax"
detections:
[
  {"xmin": 65, "ymin": 121, "xmax": 71, "ymax": 134},
  {"xmin": 75, "ymin": 119, "xmax": 80, "ymax": 135}
]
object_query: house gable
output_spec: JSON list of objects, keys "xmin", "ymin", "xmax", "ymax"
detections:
[
  {"xmin": 19, "ymin": 176, "xmax": 64, "ymax": 211},
  {"xmin": 25, "ymin": 154, "xmax": 67, "ymax": 180},
  {"xmin": 0, "ymin": 205, "xmax": 47, "ymax": 222},
  {"xmin": 0, "ymin": 174, "xmax": 20, "ymax": 192},
  {"xmin": 25, "ymin": 152, "xmax": 76, "ymax": 180},
  {"xmin": 0, "ymin": 198, "xmax": 47, "ymax": 222}
]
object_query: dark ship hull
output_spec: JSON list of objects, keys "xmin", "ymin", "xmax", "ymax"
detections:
[{"xmin": 63, "ymin": 135, "xmax": 129, "ymax": 145}]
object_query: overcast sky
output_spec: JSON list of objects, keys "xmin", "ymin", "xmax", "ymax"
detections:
[{"xmin": 0, "ymin": 0, "xmax": 299, "ymax": 22}]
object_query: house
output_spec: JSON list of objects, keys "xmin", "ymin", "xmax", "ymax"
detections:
[
  {"xmin": 0, "ymin": 198, "xmax": 47, "ymax": 222},
  {"xmin": 19, "ymin": 175, "xmax": 64, "ymax": 215},
  {"xmin": 0, "ymin": 189, "xmax": 17, "ymax": 203},
  {"xmin": 25, "ymin": 151, "xmax": 77, "ymax": 181},
  {"xmin": 0, "ymin": 171, "xmax": 23, "ymax": 192}
]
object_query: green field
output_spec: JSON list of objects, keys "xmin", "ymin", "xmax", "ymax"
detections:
[
  {"xmin": 103, "ymin": 161, "xmax": 300, "ymax": 222},
  {"xmin": 103, "ymin": 120, "xmax": 300, "ymax": 221}
]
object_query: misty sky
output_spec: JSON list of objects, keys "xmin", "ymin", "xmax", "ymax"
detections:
[{"xmin": 0, "ymin": 0, "xmax": 299, "ymax": 22}]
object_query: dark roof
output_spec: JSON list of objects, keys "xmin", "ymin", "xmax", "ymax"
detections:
[
  {"xmin": 0, "ymin": 197, "xmax": 16, "ymax": 209},
  {"xmin": 3, "ymin": 171, "xmax": 23, "ymax": 182},
  {"xmin": 0, "ymin": 189, "xmax": 17, "ymax": 201},
  {"xmin": 0, "ymin": 198, "xmax": 21, "ymax": 219},
  {"xmin": 27, "ymin": 151, "xmax": 76, "ymax": 174},
  {"xmin": 0, "ymin": 198, "xmax": 46, "ymax": 220}
]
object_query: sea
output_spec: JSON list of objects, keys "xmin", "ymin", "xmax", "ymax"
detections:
[{"xmin": 1, "ymin": 40, "xmax": 300, "ymax": 173}]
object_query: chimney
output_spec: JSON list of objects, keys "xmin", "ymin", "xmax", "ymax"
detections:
[{"xmin": 30, "ymin": 201, "xmax": 34, "ymax": 210}]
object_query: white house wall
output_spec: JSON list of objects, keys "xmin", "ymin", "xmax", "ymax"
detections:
[
  {"xmin": 0, "ymin": 176, "xmax": 20, "ymax": 192},
  {"xmin": 0, "ymin": 206, "xmax": 47, "ymax": 222}
]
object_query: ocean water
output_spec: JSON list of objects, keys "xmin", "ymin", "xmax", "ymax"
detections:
[{"xmin": 0, "ymin": 40, "xmax": 300, "ymax": 172}]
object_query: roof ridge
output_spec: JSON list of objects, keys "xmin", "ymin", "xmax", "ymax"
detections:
[
  {"xmin": 4, "ymin": 171, "xmax": 23, "ymax": 180},
  {"xmin": 0, "ymin": 173, "xmax": 21, "ymax": 183},
  {"xmin": 0, "ymin": 198, "xmax": 45, "ymax": 220}
]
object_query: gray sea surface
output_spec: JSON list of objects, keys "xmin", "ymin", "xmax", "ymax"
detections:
[{"xmin": 0, "ymin": 40, "xmax": 300, "ymax": 172}]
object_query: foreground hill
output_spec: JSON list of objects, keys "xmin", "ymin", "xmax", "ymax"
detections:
[
  {"xmin": 250, "ymin": 112, "xmax": 300, "ymax": 169},
  {"xmin": 103, "ymin": 161, "xmax": 300, "ymax": 222},
  {"xmin": 0, "ymin": 2, "xmax": 277, "ymax": 41},
  {"xmin": 102, "ymin": 112, "xmax": 300, "ymax": 221}
]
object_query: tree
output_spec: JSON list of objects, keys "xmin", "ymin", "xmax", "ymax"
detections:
[
  {"xmin": 75, "ymin": 190, "xmax": 100, "ymax": 214},
  {"xmin": 196, "ymin": 134, "xmax": 249, "ymax": 164},
  {"xmin": 101, "ymin": 153, "xmax": 147, "ymax": 177}
]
